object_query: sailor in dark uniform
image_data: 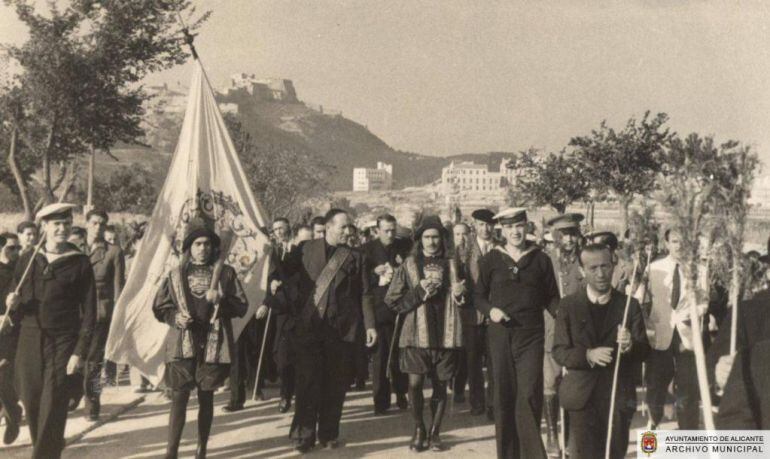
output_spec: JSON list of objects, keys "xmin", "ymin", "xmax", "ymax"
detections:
[
  {"xmin": 4, "ymin": 203, "xmax": 97, "ymax": 459},
  {"xmin": 474, "ymin": 208, "xmax": 560, "ymax": 459}
]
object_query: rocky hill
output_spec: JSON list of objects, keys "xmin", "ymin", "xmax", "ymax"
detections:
[{"xmin": 118, "ymin": 81, "xmax": 516, "ymax": 191}]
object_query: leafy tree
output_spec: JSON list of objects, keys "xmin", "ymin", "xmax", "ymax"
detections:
[
  {"xmin": 82, "ymin": 163, "xmax": 159, "ymax": 214},
  {"xmin": 570, "ymin": 112, "xmax": 672, "ymax": 232},
  {"xmin": 0, "ymin": 0, "xmax": 207, "ymax": 219},
  {"xmin": 224, "ymin": 114, "xmax": 333, "ymax": 221},
  {"xmin": 655, "ymin": 132, "xmax": 741, "ymax": 430},
  {"xmin": 506, "ymin": 148, "xmax": 591, "ymax": 214},
  {"xmin": 708, "ymin": 143, "xmax": 759, "ymax": 352}
]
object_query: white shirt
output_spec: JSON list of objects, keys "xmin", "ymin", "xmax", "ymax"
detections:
[
  {"xmin": 586, "ymin": 284, "xmax": 611, "ymax": 305},
  {"xmin": 477, "ymin": 237, "xmax": 491, "ymax": 255}
]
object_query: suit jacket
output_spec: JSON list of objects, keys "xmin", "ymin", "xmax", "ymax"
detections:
[
  {"xmin": 362, "ymin": 238, "xmax": 410, "ymax": 325},
  {"xmin": 553, "ymin": 288, "xmax": 649, "ymax": 411},
  {"xmin": 709, "ymin": 289, "xmax": 770, "ymax": 429},
  {"xmin": 459, "ymin": 238, "xmax": 493, "ymax": 327},
  {"xmin": 88, "ymin": 239, "xmax": 125, "ymax": 322},
  {"xmin": 646, "ymin": 256, "xmax": 708, "ymax": 351},
  {"xmin": 266, "ymin": 238, "xmax": 375, "ymax": 343}
]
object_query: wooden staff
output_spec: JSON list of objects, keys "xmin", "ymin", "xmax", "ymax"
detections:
[
  {"xmin": 386, "ymin": 314, "xmax": 401, "ymax": 382},
  {"xmin": 604, "ymin": 252, "xmax": 644, "ymax": 459},
  {"xmin": 553, "ymin": 250, "xmax": 567, "ymax": 459},
  {"xmin": 252, "ymin": 307, "xmax": 273, "ymax": 401},
  {"xmin": 0, "ymin": 236, "xmax": 46, "ymax": 329},
  {"xmin": 209, "ymin": 230, "xmax": 234, "ymax": 323}
]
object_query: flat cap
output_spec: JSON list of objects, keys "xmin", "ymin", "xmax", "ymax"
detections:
[
  {"xmin": 36, "ymin": 203, "xmax": 77, "ymax": 222},
  {"xmin": 493, "ymin": 208, "xmax": 527, "ymax": 224},
  {"xmin": 585, "ymin": 230, "xmax": 619, "ymax": 251},
  {"xmin": 471, "ymin": 209, "xmax": 496, "ymax": 224},
  {"xmin": 547, "ymin": 213, "xmax": 584, "ymax": 231}
]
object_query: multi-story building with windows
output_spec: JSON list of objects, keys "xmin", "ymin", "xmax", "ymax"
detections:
[{"xmin": 353, "ymin": 162, "xmax": 393, "ymax": 191}]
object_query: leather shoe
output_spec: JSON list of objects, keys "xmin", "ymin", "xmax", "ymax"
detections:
[
  {"xmin": 409, "ymin": 424, "xmax": 427, "ymax": 452},
  {"xmin": 320, "ymin": 439, "xmax": 339, "ymax": 449},
  {"xmin": 222, "ymin": 404, "xmax": 244, "ymax": 412},
  {"xmin": 295, "ymin": 439, "xmax": 314, "ymax": 453},
  {"xmin": 396, "ymin": 394, "xmax": 408, "ymax": 410},
  {"xmin": 278, "ymin": 398, "xmax": 291, "ymax": 413},
  {"xmin": 470, "ymin": 406, "xmax": 485, "ymax": 416},
  {"xmin": 2, "ymin": 405, "xmax": 20, "ymax": 445}
]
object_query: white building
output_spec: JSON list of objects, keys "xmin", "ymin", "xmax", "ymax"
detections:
[
  {"xmin": 441, "ymin": 159, "xmax": 517, "ymax": 195},
  {"xmin": 750, "ymin": 175, "xmax": 770, "ymax": 207},
  {"xmin": 353, "ymin": 162, "xmax": 393, "ymax": 192}
]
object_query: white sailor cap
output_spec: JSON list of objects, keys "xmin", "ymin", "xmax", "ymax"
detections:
[
  {"xmin": 493, "ymin": 207, "xmax": 527, "ymax": 224},
  {"xmin": 35, "ymin": 203, "xmax": 77, "ymax": 222}
]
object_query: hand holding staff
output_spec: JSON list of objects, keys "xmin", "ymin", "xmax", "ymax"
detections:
[{"xmin": 604, "ymin": 250, "xmax": 644, "ymax": 459}]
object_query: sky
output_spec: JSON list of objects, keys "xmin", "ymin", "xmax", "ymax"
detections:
[{"xmin": 2, "ymin": 0, "xmax": 770, "ymax": 166}]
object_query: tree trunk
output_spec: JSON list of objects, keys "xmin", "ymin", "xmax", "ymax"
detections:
[
  {"xmin": 684, "ymin": 272, "xmax": 715, "ymax": 430},
  {"xmin": 621, "ymin": 197, "xmax": 631, "ymax": 234},
  {"xmin": 41, "ymin": 116, "xmax": 58, "ymax": 203},
  {"xmin": 7, "ymin": 127, "xmax": 34, "ymax": 221},
  {"xmin": 86, "ymin": 147, "xmax": 95, "ymax": 213}
]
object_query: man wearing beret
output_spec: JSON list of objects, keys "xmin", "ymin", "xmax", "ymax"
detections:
[
  {"xmin": 266, "ymin": 208, "xmax": 377, "ymax": 453},
  {"xmin": 543, "ymin": 212, "xmax": 584, "ymax": 457},
  {"xmin": 455, "ymin": 208, "xmax": 498, "ymax": 416},
  {"xmin": 475, "ymin": 208, "xmax": 560, "ymax": 459},
  {"xmin": 78, "ymin": 209, "xmax": 125, "ymax": 420},
  {"xmin": 5, "ymin": 203, "xmax": 97, "ymax": 458}
]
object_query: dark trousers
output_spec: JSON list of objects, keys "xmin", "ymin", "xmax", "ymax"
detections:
[
  {"xmin": 82, "ymin": 318, "xmax": 112, "ymax": 415},
  {"xmin": 16, "ymin": 326, "xmax": 78, "ymax": 459},
  {"xmin": 229, "ymin": 322, "xmax": 258, "ymax": 406},
  {"xmin": 290, "ymin": 331, "xmax": 353, "ymax": 445},
  {"xmin": 372, "ymin": 321, "xmax": 407, "ymax": 410},
  {"xmin": 454, "ymin": 323, "xmax": 486, "ymax": 411},
  {"xmin": 353, "ymin": 339, "xmax": 369, "ymax": 384},
  {"xmin": 487, "ymin": 323, "xmax": 546, "ymax": 459},
  {"xmin": 0, "ymin": 330, "xmax": 20, "ymax": 424},
  {"xmin": 645, "ymin": 334, "xmax": 700, "ymax": 429},
  {"xmin": 568, "ymin": 377, "xmax": 632, "ymax": 459}
]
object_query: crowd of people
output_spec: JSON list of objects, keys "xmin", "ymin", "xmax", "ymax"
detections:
[{"xmin": 0, "ymin": 203, "xmax": 769, "ymax": 459}]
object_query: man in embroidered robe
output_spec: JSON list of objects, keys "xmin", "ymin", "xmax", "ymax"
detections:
[{"xmin": 152, "ymin": 227, "xmax": 248, "ymax": 459}]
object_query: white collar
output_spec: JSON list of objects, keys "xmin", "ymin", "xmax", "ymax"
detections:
[{"xmin": 586, "ymin": 285, "xmax": 611, "ymax": 305}]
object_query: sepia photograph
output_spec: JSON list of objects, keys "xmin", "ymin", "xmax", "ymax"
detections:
[{"xmin": 1, "ymin": 1, "xmax": 770, "ymax": 458}]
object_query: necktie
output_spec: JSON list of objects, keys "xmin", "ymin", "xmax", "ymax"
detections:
[{"xmin": 670, "ymin": 264, "xmax": 681, "ymax": 310}]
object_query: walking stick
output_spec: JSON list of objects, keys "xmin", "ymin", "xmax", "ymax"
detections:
[
  {"xmin": 0, "ymin": 236, "xmax": 46, "ymax": 330},
  {"xmin": 386, "ymin": 314, "xmax": 401, "ymax": 382},
  {"xmin": 604, "ymin": 250, "xmax": 646, "ymax": 459},
  {"xmin": 252, "ymin": 307, "xmax": 273, "ymax": 401}
]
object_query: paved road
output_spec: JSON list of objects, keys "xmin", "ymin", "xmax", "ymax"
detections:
[{"xmin": 4, "ymin": 381, "xmax": 672, "ymax": 458}]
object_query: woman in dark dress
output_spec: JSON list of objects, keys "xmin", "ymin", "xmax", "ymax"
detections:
[
  {"xmin": 385, "ymin": 215, "xmax": 466, "ymax": 451},
  {"xmin": 153, "ymin": 227, "xmax": 248, "ymax": 459}
]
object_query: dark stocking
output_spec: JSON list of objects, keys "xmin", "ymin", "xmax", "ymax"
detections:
[
  {"xmin": 166, "ymin": 390, "xmax": 191, "ymax": 459},
  {"xmin": 408, "ymin": 374, "xmax": 425, "ymax": 426},
  {"xmin": 197, "ymin": 390, "xmax": 214, "ymax": 458},
  {"xmin": 429, "ymin": 379, "xmax": 447, "ymax": 430}
]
